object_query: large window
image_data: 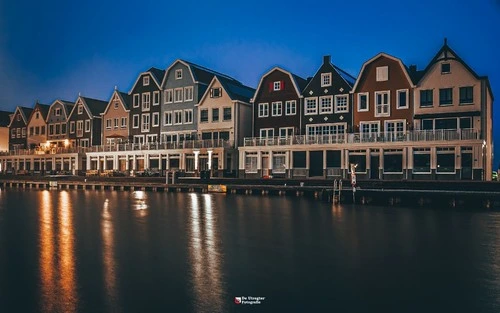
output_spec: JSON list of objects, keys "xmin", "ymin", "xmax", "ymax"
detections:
[
  {"xmin": 439, "ymin": 88, "xmax": 453, "ymax": 106},
  {"xmin": 420, "ymin": 90, "xmax": 433, "ymax": 107},
  {"xmin": 184, "ymin": 109, "xmax": 193, "ymax": 124},
  {"xmin": 212, "ymin": 108, "xmax": 219, "ymax": 122},
  {"xmin": 164, "ymin": 89, "xmax": 173, "ymax": 104},
  {"xmin": 142, "ymin": 92, "xmax": 150, "ymax": 111},
  {"xmin": 360, "ymin": 122, "xmax": 379, "ymax": 137},
  {"xmin": 279, "ymin": 127, "xmax": 294, "ymax": 138},
  {"xmin": 435, "ymin": 118, "xmax": 457, "ymax": 130},
  {"xmin": 383, "ymin": 150, "xmax": 403, "ymax": 173},
  {"xmin": 271, "ymin": 102, "xmax": 282, "ymax": 116},
  {"xmin": 223, "ymin": 107, "xmax": 232, "ymax": 121},
  {"xmin": 306, "ymin": 123, "xmax": 346, "ymax": 136},
  {"xmin": 319, "ymin": 96, "xmax": 333, "ymax": 114},
  {"xmin": 200, "ymin": 109, "xmax": 208, "ymax": 123},
  {"xmin": 305, "ymin": 98, "xmax": 317, "ymax": 115},
  {"xmin": 285, "ymin": 100, "xmax": 296, "ymax": 115},
  {"xmin": 397, "ymin": 89, "xmax": 408, "ymax": 109},
  {"xmin": 334, "ymin": 95, "xmax": 348, "ymax": 113},
  {"xmin": 164, "ymin": 112, "xmax": 172, "ymax": 126},
  {"xmin": 259, "ymin": 128, "xmax": 274, "ymax": 138},
  {"xmin": 184, "ymin": 87, "xmax": 194, "ymax": 101},
  {"xmin": 174, "ymin": 88, "xmax": 183, "ymax": 103},
  {"xmin": 245, "ymin": 152, "xmax": 258, "ymax": 173},
  {"xmin": 349, "ymin": 152, "xmax": 366, "ymax": 173},
  {"xmin": 436, "ymin": 148, "xmax": 455, "ymax": 173},
  {"xmin": 413, "ymin": 148, "xmax": 431, "ymax": 173},
  {"xmin": 385, "ymin": 120, "xmax": 405, "ymax": 138},
  {"xmin": 272, "ymin": 152, "xmax": 286, "ymax": 173},
  {"xmin": 141, "ymin": 114, "xmax": 150, "ymax": 132},
  {"xmin": 258, "ymin": 103, "xmax": 269, "ymax": 117},
  {"xmin": 174, "ymin": 111, "xmax": 182, "ymax": 125},
  {"xmin": 358, "ymin": 93, "xmax": 368, "ymax": 112},
  {"xmin": 375, "ymin": 91, "xmax": 390, "ymax": 117},
  {"xmin": 459, "ymin": 86, "xmax": 473, "ymax": 104},
  {"xmin": 133, "ymin": 115, "xmax": 139, "ymax": 128}
]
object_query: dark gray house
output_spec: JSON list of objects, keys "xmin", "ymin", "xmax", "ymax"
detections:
[{"xmin": 67, "ymin": 96, "xmax": 107, "ymax": 147}]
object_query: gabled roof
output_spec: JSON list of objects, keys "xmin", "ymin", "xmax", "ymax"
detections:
[
  {"xmin": 303, "ymin": 55, "xmax": 357, "ymax": 91},
  {"xmin": 352, "ymin": 52, "xmax": 415, "ymax": 92},
  {"xmin": 47, "ymin": 100, "xmax": 75, "ymax": 121},
  {"xmin": 8, "ymin": 106, "xmax": 33, "ymax": 127},
  {"xmin": 0, "ymin": 110, "xmax": 12, "ymax": 127},
  {"xmin": 80, "ymin": 96, "xmax": 108, "ymax": 117},
  {"xmin": 102, "ymin": 90, "xmax": 131, "ymax": 115},
  {"xmin": 161, "ymin": 59, "xmax": 240, "ymax": 87},
  {"xmin": 128, "ymin": 67, "xmax": 164, "ymax": 93},
  {"xmin": 252, "ymin": 67, "xmax": 308, "ymax": 102},
  {"xmin": 28, "ymin": 102, "xmax": 50, "ymax": 123},
  {"xmin": 198, "ymin": 75, "xmax": 256, "ymax": 105}
]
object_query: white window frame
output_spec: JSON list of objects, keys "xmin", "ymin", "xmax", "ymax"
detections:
[
  {"xmin": 223, "ymin": 107, "xmax": 232, "ymax": 121},
  {"xmin": 175, "ymin": 69, "xmax": 182, "ymax": 79},
  {"xmin": 143, "ymin": 76, "xmax": 150, "ymax": 86},
  {"xmin": 142, "ymin": 92, "xmax": 150, "ymax": 111},
  {"xmin": 152, "ymin": 112, "xmax": 160, "ymax": 127},
  {"xmin": 285, "ymin": 100, "xmax": 296, "ymax": 115},
  {"xmin": 164, "ymin": 89, "xmax": 173, "ymax": 104},
  {"xmin": 306, "ymin": 123, "xmax": 347, "ymax": 136},
  {"xmin": 164, "ymin": 111, "xmax": 172, "ymax": 126},
  {"xmin": 184, "ymin": 109, "xmax": 193, "ymax": 124},
  {"xmin": 384, "ymin": 119, "xmax": 406, "ymax": 137},
  {"xmin": 78, "ymin": 105, "xmax": 83, "ymax": 115},
  {"xmin": 376, "ymin": 66, "xmax": 389, "ymax": 82},
  {"xmin": 279, "ymin": 127, "xmax": 294, "ymax": 138},
  {"xmin": 321, "ymin": 73, "xmax": 332, "ymax": 87},
  {"xmin": 360, "ymin": 121, "xmax": 380, "ymax": 136},
  {"xmin": 357, "ymin": 92, "xmax": 369, "ymax": 112},
  {"xmin": 141, "ymin": 114, "xmax": 150, "ymax": 132},
  {"xmin": 106, "ymin": 119, "xmax": 112, "ymax": 129},
  {"xmin": 319, "ymin": 96, "xmax": 333, "ymax": 114},
  {"xmin": 271, "ymin": 101, "xmax": 282, "ymax": 116},
  {"xmin": 55, "ymin": 108, "xmax": 61, "ymax": 116},
  {"xmin": 133, "ymin": 94, "xmax": 140, "ymax": 108},
  {"xmin": 374, "ymin": 91, "xmax": 391, "ymax": 117},
  {"xmin": 334, "ymin": 94, "xmax": 349, "ymax": 113},
  {"xmin": 85, "ymin": 120, "xmax": 91, "ymax": 132},
  {"xmin": 174, "ymin": 110, "xmax": 183, "ymax": 125},
  {"xmin": 305, "ymin": 97, "xmax": 317, "ymax": 115},
  {"xmin": 184, "ymin": 86, "xmax": 194, "ymax": 102},
  {"xmin": 258, "ymin": 103, "xmax": 269, "ymax": 117},
  {"xmin": 396, "ymin": 89, "xmax": 409, "ymax": 109},
  {"xmin": 260, "ymin": 128, "xmax": 274, "ymax": 138},
  {"xmin": 153, "ymin": 91, "xmax": 160, "ymax": 106},
  {"xmin": 114, "ymin": 118, "xmax": 119, "ymax": 129},
  {"xmin": 174, "ymin": 88, "xmax": 183, "ymax": 103},
  {"xmin": 132, "ymin": 114, "xmax": 139, "ymax": 128},
  {"xmin": 70, "ymin": 121, "xmax": 75, "ymax": 133},
  {"xmin": 121, "ymin": 117, "xmax": 127, "ymax": 128},
  {"xmin": 273, "ymin": 81, "xmax": 281, "ymax": 91}
]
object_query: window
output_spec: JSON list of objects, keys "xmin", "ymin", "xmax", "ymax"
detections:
[
  {"xmin": 55, "ymin": 124, "xmax": 60, "ymax": 134},
  {"xmin": 16, "ymin": 114, "xmax": 20, "ymax": 121},
  {"xmin": 152, "ymin": 112, "xmax": 160, "ymax": 127},
  {"xmin": 305, "ymin": 98, "xmax": 317, "ymax": 115},
  {"xmin": 22, "ymin": 128, "xmax": 26, "ymax": 138},
  {"xmin": 374, "ymin": 91, "xmax": 390, "ymax": 117},
  {"xmin": 210, "ymin": 88, "xmax": 222, "ymax": 98},
  {"xmin": 260, "ymin": 128, "xmax": 274, "ymax": 138},
  {"xmin": 334, "ymin": 95, "xmax": 349, "ymax": 113},
  {"xmin": 41, "ymin": 126, "xmax": 45, "ymax": 135},
  {"xmin": 200, "ymin": 109, "xmax": 208, "ymax": 123},
  {"xmin": 164, "ymin": 89, "xmax": 173, "ymax": 104},
  {"xmin": 11, "ymin": 129, "xmax": 15, "ymax": 138},
  {"xmin": 436, "ymin": 147, "xmax": 455, "ymax": 173},
  {"xmin": 279, "ymin": 127, "xmax": 294, "ymax": 138},
  {"xmin": 306, "ymin": 123, "xmax": 346, "ymax": 136},
  {"xmin": 35, "ymin": 126, "xmax": 39, "ymax": 135},
  {"xmin": 385, "ymin": 120, "xmax": 405, "ymax": 138},
  {"xmin": 77, "ymin": 120, "xmax": 83, "ymax": 132},
  {"xmin": 358, "ymin": 93, "xmax": 368, "ymax": 112},
  {"xmin": 435, "ymin": 118, "xmax": 457, "ymax": 130},
  {"xmin": 349, "ymin": 152, "xmax": 367, "ymax": 173},
  {"xmin": 141, "ymin": 114, "xmax": 150, "ymax": 132},
  {"xmin": 70, "ymin": 121, "xmax": 75, "ymax": 133},
  {"xmin": 184, "ymin": 87, "xmax": 194, "ymax": 101},
  {"xmin": 376, "ymin": 66, "xmax": 389, "ymax": 81},
  {"xmin": 49, "ymin": 124, "xmax": 54, "ymax": 135},
  {"xmin": 36, "ymin": 112, "xmax": 40, "ymax": 119},
  {"xmin": 143, "ymin": 76, "xmax": 150, "ymax": 86},
  {"xmin": 258, "ymin": 103, "xmax": 269, "ymax": 117},
  {"xmin": 441, "ymin": 63, "xmax": 450, "ymax": 74},
  {"xmin": 175, "ymin": 69, "xmax": 182, "ymax": 79},
  {"xmin": 29, "ymin": 127, "xmax": 33, "ymax": 136},
  {"xmin": 61, "ymin": 124, "xmax": 66, "ymax": 134},
  {"xmin": 153, "ymin": 91, "xmax": 160, "ymax": 105},
  {"xmin": 114, "ymin": 101, "xmax": 119, "ymax": 109},
  {"xmin": 273, "ymin": 152, "xmax": 286, "ymax": 173},
  {"xmin": 174, "ymin": 111, "xmax": 182, "ymax": 125},
  {"xmin": 133, "ymin": 115, "xmax": 139, "ymax": 128},
  {"xmin": 184, "ymin": 109, "xmax": 193, "ymax": 124},
  {"xmin": 223, "ymin": 107, "xmax": 232, "ymax": 121},
  {"xmin": 212, "ymin": 108, "xmax": 219, "ymax": 122},
  {"xmin": 85, "ymin": 120, "xmax": 91, "ymax": 132},
  {"xmin": 174, "ymin": 88, "xmax": 183, "ymax": 103},
  {"xmin": 319, "ymin": 96, "xmax": 333, "ymax": 114},
  {"xmin": 271, "ymin": 102, "xmax": 282, "ymax": 116},
  {"xmin": 245, "ymin": 153, "xmax": 258, "ymax": 173},
  {"xmin": 133, "ymin": 94, "xmax": 140, "ymax": 108},
  {"xmin": 55, "ymin": 108, "xmax": 61, "ymax": 116},
  {"xmin": 459, "ymin": 86, "xmax": 473, "ymax": 104},
  {"xmin": 460, "ymin": 117, "xmax": 472, "ymax": 129},
  {"xmin": 273, "ymin": 81, "xmax": 281, "ymax": 91},
  {"xmin": 360, "ymin": 122, "xmax": 379, "ymax": 137},
  {"xmin": 420, "ymin": 90, "xmax": 433, "ymax": 107},
  {"xmin": 142, "ymin": 92, "xmax": 151, "ymax": 110},
  {"xmin": 106, "ymin": 119, "xmax": 112, "ymax": 129},
  {"xmin": 164, "ymin": 112, "xmax": 172, "ymax": 125},
  {"xmin": 114, "ymin": 118, "xmax": 119, "ymax": 129},
  {"xmin": 439, "ymin": 88, "xmax": 453, "ymax": 106},
  {"xmin": 78, "ymin": 105, "xmax": 84, "ymax": 114},
  {"xmin": 121, "ymin": 117, "xmax": 127, "ymax": 128},
  {"xmin": 16, "ymin": 128, "xmax": 20, "ymax": 138},
  {"xmin": 397, "ymin": 89, "xmax": 408, "ymax": 109},
  {"xmin": 321, "ymin": 73, "xmax": 332, "ymax": 87},
  {"xmin": 413, "ymin": 148, "xmax": 431, "ymax": 173},
  {"xmin": 285, "ymin": 100, "xmax": 296, "ymax": 115},
  {"xmin": 384, "ymin": 150, "xmax": 403, "ymax": 173}
]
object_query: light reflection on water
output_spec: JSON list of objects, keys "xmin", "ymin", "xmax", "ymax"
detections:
[{"xmin": 102, "ymin": 197, "xmax": 118, "ymax": 310}]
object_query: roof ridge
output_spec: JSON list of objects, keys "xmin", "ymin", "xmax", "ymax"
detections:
[{"xmin": 183, "ymin": 60, "xmax": 238, "ymax": 81}]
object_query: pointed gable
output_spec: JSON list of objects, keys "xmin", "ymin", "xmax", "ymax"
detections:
[
  {"xmin": 253, "ymin": 67, "xmax": 308, "ymax": 101},
  {"xmin": 129, "ymin": 67, "xmax": 164, "ymax": 93},
  {"xmin": 8, "ymin": 106, "xmax": 33, "ymax": 127},
  {"xmin": 102, "ymin": 90, "xmax": 131, "ymax": 115},
  {"xmin": 199, "ymin": 75, "xmax": 255, "ymax": 105},
  {"xmin": 28, "ymin": 102, "xmax": 50, "ymax": 123},
  {"xmin": 303, "ymin": 55, "xmax": 356, "ymax": 94}
]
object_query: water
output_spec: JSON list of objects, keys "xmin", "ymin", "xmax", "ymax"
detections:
[{"xmin": 0, "ymin": 189, "xmax": 499, "ymax": 313}]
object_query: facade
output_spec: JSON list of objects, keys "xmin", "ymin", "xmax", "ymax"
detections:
[
  {"xmin": 129, "ymin": 67, "xmax": 164, "ymax": 145},
  {"xmin": 0, "ymin": 110, "xmax": 12, "ymax": 152},
  {"xmin": 67, "ymin": 96, "xmax": 107, "ymax": 147},
  {"xmin": 101, "ymin": 90, "xmax": 131, "ymax": 145},
  {"xmin": 46, "ymin": 100, "xmax": 74, "ymax": 148},
  {"xmin": 26, "ymin": 102, "xmax": 50, "ymax": 149},
  {"xmin": 413, "ymin": 40, "xmax": 494, "ymax": 180},
  {"xmin": 8, "ymin": 106, "xmax": 33, "ymax": 150}
]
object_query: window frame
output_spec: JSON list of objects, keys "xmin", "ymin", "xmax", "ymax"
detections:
[
  {"xmin": 396, "ymin": 89, "xmax": 409, "ymax": 109},
  {"xmin": 374, "ymin": 91, "xmax": 390, "ymax": 117},
  {"xmin": 305, "ymin": 97, "xmax": 318, "ymax": 115},
  {"xmin": 321, "ymin": 73, "xmax": 332, "ymax": 87},
  {"xmin": 271, "ymin": 101, "xmax": 282, "ymax": 117},
  {"xmin": 258, "ymin": 103, "xmax": 269, "ymax": 117},
  {"xmin": 357, "ymin": 93, "xmax": 369, "ymax": 112},
  {"xmin": 334, "ymin": 94, "xmax": 349, "ymax": 113},
  {"xmin": 285, "ymin": 100, "xmax": 296, "ymax": 116}
]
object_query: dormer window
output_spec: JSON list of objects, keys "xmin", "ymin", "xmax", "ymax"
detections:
[
  {"xmin": 441, "ymin": 63, "xmax": 451, "ymax": 74},
  {"xmin": 78, "ymin": 105, "xmax": 83, "ymax": 114},
  {"xmin": 114, "ymin": 101, "xmax": 119, "ymax": 109},
  {"xmin": 36, "ymin": 112, "xmax": 40, "ymax": 119},
  {"xmin": 273, "ymin": 81, "xmax": 281, "ymax": 91},
  {"xmin": 210, "ymin": 87, "xmax": 222, "ymax": 98},
  {"xmin": 55, "ymin": 108, "xmax": 61, "ymax": 116},
  {"xmin": 321, "ymin": 73, "xmax": 332, "ymax": 87},
  {"xmin": 143, "ymin": 76, "xmax": 150, "ymax": 86},
  {"xmin": 376, "ymin": 66, "xmax": 389, "ymax": 82},
  {"xmin": 175, "ymin": 69, "xmax": 182, "ymax": 79}
]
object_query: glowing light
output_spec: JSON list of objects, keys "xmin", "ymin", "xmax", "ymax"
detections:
[{"xmin": 64, "ymin": 139, "xmax": 69, "ymax": 147}]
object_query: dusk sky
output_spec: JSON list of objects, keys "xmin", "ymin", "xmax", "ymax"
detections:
[{"xmin": 1, "ymin": 0, "xmax": 499, "ymax": 165}]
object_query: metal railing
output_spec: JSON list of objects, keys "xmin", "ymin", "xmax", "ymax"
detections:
[{"xmin": 244, "ymin": 129, "xmax": 480, "ymax": 147}]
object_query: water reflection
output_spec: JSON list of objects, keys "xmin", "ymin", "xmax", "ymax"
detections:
[
  {"xmin": 39, "ymin": 191, "xmax": 77, "ymax": 313},
  {"xmin": 188, "ymin": 193, "xmax": 224, "ymax": 312},
  {"xmin": 102, "ymin": 197, "xmax": 118, "ymax": 309},
  {"xmin": 132, "ymin": 191, "xmax": 148, "ymax": 214}
]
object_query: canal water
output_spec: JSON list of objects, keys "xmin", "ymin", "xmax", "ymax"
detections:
[{"xmin": 0, "ymin": 189, "xmax": 499, "ymax": 313}]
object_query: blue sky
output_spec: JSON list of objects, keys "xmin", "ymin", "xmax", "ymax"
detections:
[{"xmin": 1, "ymin": 0, "xmax": 499, "ymax": 165}]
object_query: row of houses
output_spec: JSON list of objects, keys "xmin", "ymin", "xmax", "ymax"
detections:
[{"xmin": 0, "ymin": 39, "xmax": 494, "ymax": 180}]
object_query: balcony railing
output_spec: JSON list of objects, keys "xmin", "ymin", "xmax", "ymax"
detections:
[{"xmin": 243, "ymin": 129, "xmax": 480, "ymax": 147}]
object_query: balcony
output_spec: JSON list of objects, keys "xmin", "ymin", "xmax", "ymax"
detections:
[
  {"xmin": 243, "ymin": 129, "xmax": 480, "ymax": 147},
  {"xmin": 85, "ymin": 139, "xmax": 234, "ymax": 153}
]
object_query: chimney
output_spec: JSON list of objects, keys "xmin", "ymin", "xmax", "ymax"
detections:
[{"xmin": 323, "ymin": 55, "xmax": 331, "ymax": 64}]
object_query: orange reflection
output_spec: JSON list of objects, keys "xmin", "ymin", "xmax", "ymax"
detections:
[
  {"xmin": 39, "ymin": 190, "xmax": 55, "ymax": 313},
  {"xmin": 102, "ymin": 198, "xmax": 118, "ymax": 307}
]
